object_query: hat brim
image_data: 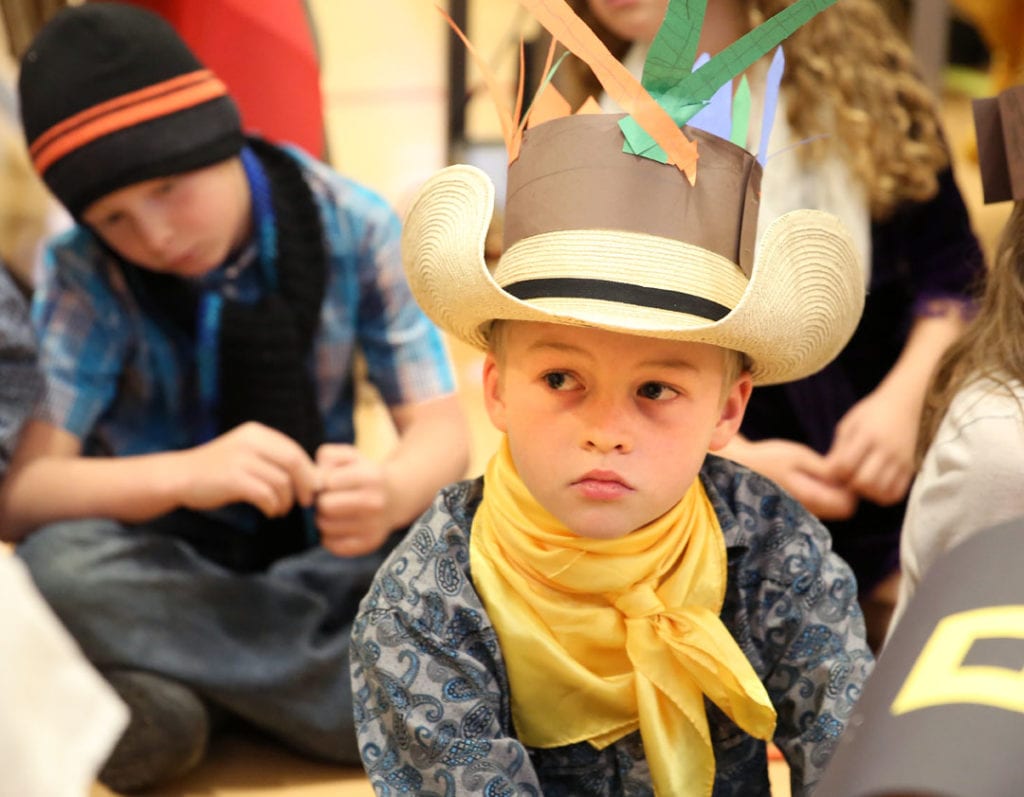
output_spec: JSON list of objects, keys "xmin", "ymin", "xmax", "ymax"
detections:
[{"xmin": 402, "ymin": 164, "xmax": 864, "ymax": 385}]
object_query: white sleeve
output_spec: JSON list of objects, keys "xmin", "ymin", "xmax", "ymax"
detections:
[
  {"xmin": 890, "ymin": 387, "xmax": 1024, "ymax": 637},
  {"xmin": 0, "ymin": 552, "xmax": 128, "ymax": 797}
]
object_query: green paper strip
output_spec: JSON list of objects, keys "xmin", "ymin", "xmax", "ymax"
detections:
[
  {"xmin": 622, "ymin": 102, "xmax": 704, "ymax": 160},
  {"xmin": 518, "ymin": 51, "xmax": 572, "ymax": 135},
  {"xmin": 671, "ymin": 0, "xmax": 839, "ymax": 110},
  {"xmin": 621, "ymin": 0, "xmax": 839, "ymax": 161},
  {"xmin": 640, "ymin": 0, "xmax": 706, "ymax": 97},
  {"xmin": 730, "ymin": 76, "xmax": 751, "ymax": 147}
]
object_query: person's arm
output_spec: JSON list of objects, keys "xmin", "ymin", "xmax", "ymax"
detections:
[
  {"xmin": 825, "ymin": 307, "xmax": 966, "ymax": 506},
  {"xmin": 312, "ymin": 166, "xmax": 470, "ymax": 556},
  {"xmin": 0, "ymin": 419, "xmax": 321, "ymax": 543},
  {"xmin": 826, "ymin": 160, "xmax": 982, "ymax": 508},
  {"xmin": 751, "ymin": 498, "xmax": 875, "ymax": 796},
  {"xmin": 716, "ymin": 434, "xmax": 858, "ymax": 520},
  {"xmin": 350, "ymin": 491, "xmax": 542, "ymax": 796},
  {"xmin": 315, "ymin": 393, "xmax": 469, "ymax": 556},
  {"xmin": 891, "ymin": 384, "xmax": 1024, "ymax": 636}
]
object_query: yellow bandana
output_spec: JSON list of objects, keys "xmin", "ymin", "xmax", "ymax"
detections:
[{"xmin": 470, "ymin": 439, "xmax": 777, "ymax": 797}]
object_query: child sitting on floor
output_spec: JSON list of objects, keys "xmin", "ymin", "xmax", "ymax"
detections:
[
  {"xmin": 351, "ymin": 1, "xmax": 874, "ymax": 794},
  {"xmin": 5, "ymin": 3, "xmax": 468, "ymax": 791}
]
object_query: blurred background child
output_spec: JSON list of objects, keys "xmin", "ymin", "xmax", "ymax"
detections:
[{"xmin": 3, "ymin": 4, "xmax": 469, "ymax": 791}]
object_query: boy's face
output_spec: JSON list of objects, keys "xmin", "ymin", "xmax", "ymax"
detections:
[
  {"xmin": 483, "ymin": 321, "xmax": 751, "ymax": 540},
  {"xmin": 81, "ymin": 158, "xmax": 251, "ymax": 277}
]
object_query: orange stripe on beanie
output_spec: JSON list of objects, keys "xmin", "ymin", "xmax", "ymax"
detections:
[{"xmin": 30, "ymin": 70, "xmax": 229, "ymax": 175}]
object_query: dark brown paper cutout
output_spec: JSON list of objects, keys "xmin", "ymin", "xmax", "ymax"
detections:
[{"xmin": 973, "ymin": 84, "xmax": 1024, "ymax": 204}]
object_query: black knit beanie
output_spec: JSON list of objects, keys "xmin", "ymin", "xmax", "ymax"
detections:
[{"xmin": 18, "ymin": 2, "xmax": 244, "ymax": 218}]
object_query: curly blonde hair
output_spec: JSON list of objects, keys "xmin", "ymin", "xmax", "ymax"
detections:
[{"xmin": 562, "ymin": 0, "xmax": 949, "ymax": 219}]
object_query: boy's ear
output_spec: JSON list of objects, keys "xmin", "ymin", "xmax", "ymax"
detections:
[
  {"xmin": 481, "ymin": 352, "xmax": 509, "ymax": 433},
  {"xmin": 709, "ymin": 372, "xmax": 753, "ymax": 451}
]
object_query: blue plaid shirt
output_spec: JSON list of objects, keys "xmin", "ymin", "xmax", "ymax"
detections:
[{"xmin": 31, "ymin": 145, "xmax": 454, "ymax": 457}]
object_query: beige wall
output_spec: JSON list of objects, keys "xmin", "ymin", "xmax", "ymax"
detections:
[
  {"xmin": 309, "ymin": 0, "xmax": 533, "ymax": 213},
  {"xmin": 310, "ymin": 0, "xmax": 448, "ymax": 213},
  {"xmin": 309, "ymin": 1, "xmax": 525, "ymax": 472}
]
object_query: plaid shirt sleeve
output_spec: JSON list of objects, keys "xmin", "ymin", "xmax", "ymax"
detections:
[
  {"xmin": 354, "ymin": 187, "xmax": 455, "ymax": 406},
  {"xmin": 0, "ymin": 264, "xmax": 42, "ymax": 470},
  {"xmin": 30, "ymin": 231, "xmax": 129, "ymax": 439},
  {"xmin": 297, "ymin": 150, "xmax": 456, "ymax": 411}
]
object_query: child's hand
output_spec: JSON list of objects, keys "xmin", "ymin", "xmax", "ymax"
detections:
[
  {"xmin": 825, "ymin": 387, "xmax": 917, "ymax": 507},
  {"xmin": 723, "ymin": 437, "xmax": 859, "ymax": 520},
  {"xmin": 177, "ymin": 422, "xmax": 321, "ymax": 517},
  {"xmin": 314, "ymin": 444, "xmax": 397, "ymax": 557}
]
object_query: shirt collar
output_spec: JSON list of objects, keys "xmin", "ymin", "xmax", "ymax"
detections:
[{"xmin": 194, "ymin": 240, "xmax": 258, "ymax": 290}]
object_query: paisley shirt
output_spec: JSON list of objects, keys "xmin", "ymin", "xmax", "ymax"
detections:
[{"xmin": 351, "ymin": 455, "xmax": 874, "ymax": 796}]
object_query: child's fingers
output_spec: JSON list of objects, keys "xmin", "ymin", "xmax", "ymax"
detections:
[
  {"xmin": 318, "ymin": 522, "xmax": 392, "ymax": 558},
  {"xmin": 316, "ymin": 484, "xmax": 386, "ymax": 519},
  {"xmin": 786, "ymin": 444, "xmax": 833, "ymax": 478},
  {"xmin": 824, "ymin": 435, "xmax": 870, "ymax": 484},
  {"xmin": 238, "ymin": 467, "xmax": 293, "ymax": 518},
  {"xmin": 298, "ymin": 460, "xmax": 323, "ymax": 506},
  {"xmin": 316, "ymin": 442, "xmax": 360, "ymax": 469},
  {"xmin": 274, "ymin": 449, "xmax": 321, "ymax": 508},
  {"xmin": 790, "ymin": 471, "xmax": 858, "ymax": 520},
  {"xmin": 319, "ymin": 461, "xmax": 379, "ymax": 497},
  {"xmin": 240, "ymin": 425, "xmax": 321, "ymax": 506},
  {"xmin": 850, "ymin": 455, "xmax": 911, "ymax": 506}
]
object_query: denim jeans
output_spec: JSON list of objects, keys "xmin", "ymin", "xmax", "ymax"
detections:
[{"xmin": 16, "ymin": 516, "xmax": 399, "ymax": 764}]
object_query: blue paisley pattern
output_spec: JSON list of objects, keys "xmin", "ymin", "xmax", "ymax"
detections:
[{"xmin": 351, "ymin": 455, "xmax": 874, "ymax": 796}]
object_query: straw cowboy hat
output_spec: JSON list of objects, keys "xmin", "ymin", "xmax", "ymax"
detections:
[{"xmin": 403, "ymin": 112, "xmax": 863, "ymax": 386}]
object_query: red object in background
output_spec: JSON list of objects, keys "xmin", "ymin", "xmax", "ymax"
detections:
[{"xmin": 116, "ymin": 0, "xmax": 326, "ymax": 159}]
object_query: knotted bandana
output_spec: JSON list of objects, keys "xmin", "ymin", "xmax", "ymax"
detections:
[{"xmin": 470, "ymin": 438, "xmax": 777, "ymax": 796}]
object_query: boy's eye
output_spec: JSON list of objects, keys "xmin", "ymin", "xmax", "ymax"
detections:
[
  {"xmin": 99, "ymin": 212, "xmax": 125, "ymax": 229},
  {"xmin": 637, "ymin": 382, "xmax": 678, "ymax": 401},
  {"xmin": 543, "ymin": 371, "xmax": 578, "ymax": 391}
]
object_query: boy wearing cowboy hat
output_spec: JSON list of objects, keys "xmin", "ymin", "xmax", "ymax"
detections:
[{"xmin": 351, "ymin": 2, "xmax": 873, "ymax": 795}]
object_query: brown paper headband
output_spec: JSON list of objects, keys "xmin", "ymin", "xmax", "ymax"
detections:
[{"xmin": 973, "ymin": 84, "xmax": 1024, "ymax": 204}]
